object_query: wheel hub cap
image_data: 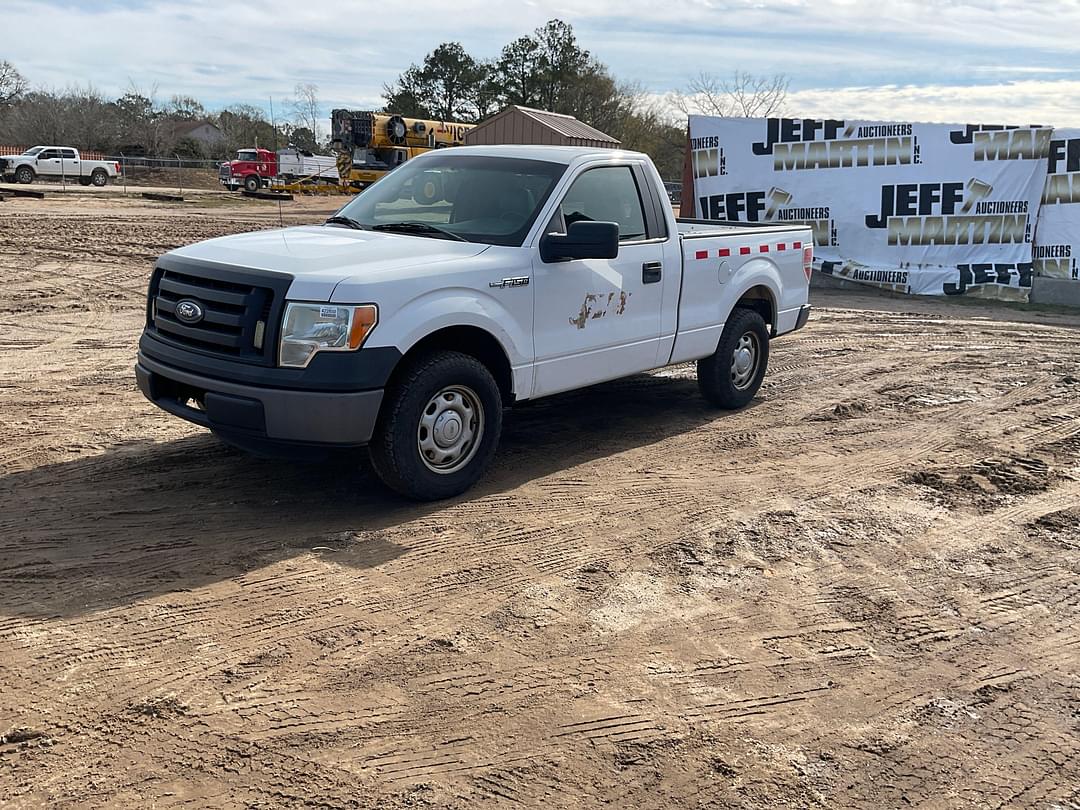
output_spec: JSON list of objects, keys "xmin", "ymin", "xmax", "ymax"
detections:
[
  {"xmin": 417, "ymin": 385, "xmax": 484, "ymax": 474},
  {"xmin": 433, "ymin": 411, "xmax": 463, "ymax": 446},
  {"xmin": 734, "ymin": 348, "xmax": 753, "ymax": 375},
  {"xmin": 730, "ymin": 333, "xmax": 759, "ymax": 390}
]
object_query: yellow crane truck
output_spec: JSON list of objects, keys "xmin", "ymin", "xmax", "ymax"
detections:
[{"xmin": 329, "ymin": 110, "xmax": 475, "ymax": 189}]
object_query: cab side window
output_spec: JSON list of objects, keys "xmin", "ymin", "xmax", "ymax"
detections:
[
  {"xmin": 62, "ymin": 149, "xmax": 77, "ymax": 159},
  {"xmin": 553, "ymin": 166, "xmax": 648, "ymax": 242},
  {"xmin": 39, "ymin": 149, "xmax": 59, "ymax": 160}
]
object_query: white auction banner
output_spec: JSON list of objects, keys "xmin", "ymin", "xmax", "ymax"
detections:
[
  {"xmin": 687, "ymin": 115, "xmax": 1053, "ymax": 300},
  {"xmin": 1033, "ymin": 128, "xmax": 1080, "ymax": 282}
]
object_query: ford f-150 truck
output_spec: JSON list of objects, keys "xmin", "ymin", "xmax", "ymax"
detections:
[
  {"xmin": 136, "ymin": 145, "xmax": 812, "ymax": 500},
  {"xmin": 1, "ymin": 146, "xmax": 120, "ymax": 186}
]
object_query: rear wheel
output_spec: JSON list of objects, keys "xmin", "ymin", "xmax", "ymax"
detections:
[
  {"xmin": 368, "ymin": 351, "xmax": 502, "ymax": 500},
  {"xmin": 697, "ymin": 307, "xmax": 770, "ymax": 409},
  {"xmin": 90, "ymin": 169, "xmax": 108, "ymax": 187},
  {"xmin": 243, "ymin": 174, "xmax": 261, "ymax": 193},
  {"xmin": 15, "ymin": 165, "xmax": 34, "ymax": 184}
]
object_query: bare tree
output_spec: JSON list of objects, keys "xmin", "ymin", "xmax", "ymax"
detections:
[
  {"xmin": 670, "ymin": 71, "xmax": 789, "ymax": 118},
  {"xmin": 0, "ymin": 60, "xmax": 27, "ymax": 107},
  {"xmin": 292, "ymin": 83, "xmax": 320, "ymax": 143}
]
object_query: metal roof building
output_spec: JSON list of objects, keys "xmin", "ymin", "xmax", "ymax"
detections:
[{"xmin": 463, "ymin": 105, "xmax": 620, "ymax": 149}]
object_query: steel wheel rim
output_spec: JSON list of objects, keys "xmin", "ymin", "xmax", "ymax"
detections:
[
  {"xmin": 417, "ymin": 385, "xmax": 484, "ymax": 474},
  {"xmin": 730, "ymin": 332, "xmax": 760, "ymax": 390}
]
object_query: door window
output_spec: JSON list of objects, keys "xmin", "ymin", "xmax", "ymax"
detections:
[
  {"xmin": 555, "ymin": 166, "xmax": 648, "ymax": 242},
  {"xmin": 39, "ymin": 149, "xmax": 59, "ymax": 160},
  {"xmin": 61, "ymin": 149, "xmax": 77, "ymax": 158}
]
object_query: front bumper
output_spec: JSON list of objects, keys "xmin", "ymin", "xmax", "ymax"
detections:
[{"xmin": 136, "ymin": 352, "xmax": 383, "ymax": 446}]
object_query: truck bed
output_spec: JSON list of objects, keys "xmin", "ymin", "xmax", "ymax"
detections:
[{"xmin": 666, "ymin": 218, "xmax": 813, "ymax": 366}]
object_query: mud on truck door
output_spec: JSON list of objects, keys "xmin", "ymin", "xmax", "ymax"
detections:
[{"xmin": 531, "ymin": 164, "xmax": 668, "ymax": 397}]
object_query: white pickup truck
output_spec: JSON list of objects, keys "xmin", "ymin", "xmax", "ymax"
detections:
[
  {"xmin": 136, "ymin": 145, "xmax": 812, "ymax": 499},
  {"xmin": 1, "ymin": 146, "xmax": 121, "ymax": 186}
]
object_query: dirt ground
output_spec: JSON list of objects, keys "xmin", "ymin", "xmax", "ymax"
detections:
[{"xmin": 1, "ymin": 192, "xmax": 1079, "ymax": 809}]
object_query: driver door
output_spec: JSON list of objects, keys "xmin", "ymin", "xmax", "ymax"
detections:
[{"xmin": 531, "ymin": 163, "xmax": 665, "ymax": 397}]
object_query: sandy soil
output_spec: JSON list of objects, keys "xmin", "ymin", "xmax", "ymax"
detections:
[{"xmin": 1, "ymin": 192, "xmax": 1079, "ymax": 808}]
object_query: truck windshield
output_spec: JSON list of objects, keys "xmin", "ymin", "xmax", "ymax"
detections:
[
  {"xmin": 237, "ymin": 150, "xmax": 259, "ymax": 162},
  {"xmin": 336, "ymin": 154, "xmax": 566, "ymax": 246},
  {"xmin": 23, "ymin": 147, "xmax": 44, "ymax": 156}
]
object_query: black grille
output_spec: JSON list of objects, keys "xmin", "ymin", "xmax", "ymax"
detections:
[{"xmin": 148, "ymin": 265, "xmax": 284, "ymax": 365}]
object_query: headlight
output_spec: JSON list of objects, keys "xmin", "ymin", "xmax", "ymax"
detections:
[{"xmin": 279, "ymin": 302, "xmax": 378, "ymax": 368}]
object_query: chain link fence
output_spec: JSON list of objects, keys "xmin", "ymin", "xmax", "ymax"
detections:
[
  {"xmin": 112, "ymin": 154, "xmax": 223, "ymax": 193},
  {"xmin": 0, "ymin": 145, "xmax": 227, "ymax": 193}
]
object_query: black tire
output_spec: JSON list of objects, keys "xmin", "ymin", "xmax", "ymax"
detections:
[
  {"xmin": 697, "ymin": 307, "xmax": 770, "ymax": 409},
  {"xmin": 368, "ymin": 350, "xmax": 502, "ymax": 500},
  {"xmin": 78, "ymin": 176, "xmax": 92, "ymax": 187},
  {"xmin": 243, "ymin": 174, "xmax": 261, "ymax": 193},
  {"xmin": 90, "ymin": 169, "xmax": 108, "ymax": 187},
  {"xmin": 15, "ymin": 165, "xmax": 34, "ymax": 184}
]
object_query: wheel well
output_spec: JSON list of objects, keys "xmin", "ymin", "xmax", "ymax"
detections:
[
  {"xmin": 396, "ymin": 326, "xmax": 514, "ymax": 403},
  {"xmin": 734, "ymin": 285, "xmax": 776, "ymax": 333}
]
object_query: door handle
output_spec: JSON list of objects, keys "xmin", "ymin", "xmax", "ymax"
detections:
[{"xmin": 642, "ymin": 261, "xmax": 662, "ymax": 284}]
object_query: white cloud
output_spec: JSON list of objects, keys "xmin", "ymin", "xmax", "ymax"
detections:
[
  {"xmin": 786, "ymin": 79, "xmax": 1080, "ymax": 128},
  {"xmin": 4, "ymin": 0, "xmax": 1080, "ymax": 128}
]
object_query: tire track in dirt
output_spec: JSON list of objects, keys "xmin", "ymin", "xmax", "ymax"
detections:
[{"xmin": 3, "ymin": 198, "xmax": 1080, "ymax": 807}]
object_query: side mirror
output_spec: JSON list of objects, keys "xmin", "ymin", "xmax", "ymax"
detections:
[{"xmin": 540, "ymin": 221, "xmax": 619, "ymax": 262}]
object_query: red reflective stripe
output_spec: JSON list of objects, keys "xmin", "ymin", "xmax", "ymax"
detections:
[
  {"xmin": 695, "ymin": 250, "xmax": 708, "ymax": 260},
  {"xmin": 740, "ymin": 246, "xmax": 751, "ymax": 255},
  {"xmin": 777, "ymin": 243, "xmax": 786, "ymax": 251},
  {"xmin": 718, "ymin": 248, "xmax": 730, "ymax": 257},
  {"xmin": 793, "ymin": 241, "xmax": 802, "ymax": 249},
  {"xmin": 760, "ymin": 245, "xmax": 769, "ymax": 253}
]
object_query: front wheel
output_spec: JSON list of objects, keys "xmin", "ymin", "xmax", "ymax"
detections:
[
  {"xmin": 368, "ymin": 351, "xmax": 502, "ymax": 500},
  {"xmin": 14, "ymin": 165, "xmax": 34, "ymax": 184},
  {"xmin": 697, "ymin": 307, "xmax": 770, "ymax": 409},
  {"xmin": 243, "ymin": 174, "xmax": 261, "ymax": 193}
]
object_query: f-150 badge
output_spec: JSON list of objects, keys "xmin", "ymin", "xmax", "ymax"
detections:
[{"xmin": 489, "ymin": 277, "xmax": 530, "ymax": 288}]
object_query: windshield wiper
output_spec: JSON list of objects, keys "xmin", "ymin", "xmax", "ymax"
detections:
[
  {"xmin": 371, "ymin": 222, "xmax": 468, "ymax": 242},
  {"xmin": 324, "ymin": 215, "xmax": 367, "ymax": 230}
]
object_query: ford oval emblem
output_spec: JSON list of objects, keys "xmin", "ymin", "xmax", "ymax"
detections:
[{"xmin": 175, "ymin": 299, "xmax": 204, "ymax": 324}]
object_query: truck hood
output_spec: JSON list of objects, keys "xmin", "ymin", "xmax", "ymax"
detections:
[{"xmin": 169, "ymin": 225, "xmax": 490, "ymax": 299}]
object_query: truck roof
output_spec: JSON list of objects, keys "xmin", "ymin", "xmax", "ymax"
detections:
[{"xmin": 439, "ymin": 144, "xmax": 647, "ymax": 165}]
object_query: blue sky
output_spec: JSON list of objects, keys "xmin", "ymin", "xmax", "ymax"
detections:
[{"xmin": 8, "ymin": 0, "xmax": 1080, "ymax": 127}]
